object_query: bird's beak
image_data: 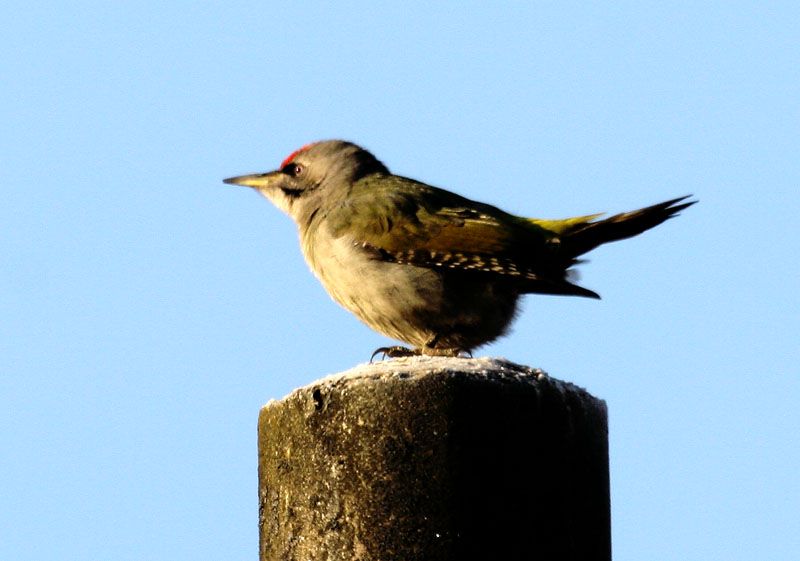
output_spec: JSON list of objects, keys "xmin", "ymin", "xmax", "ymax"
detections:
[{"xmin": 223, "ymin": 170, "xmax": 282, "ymax": 189}]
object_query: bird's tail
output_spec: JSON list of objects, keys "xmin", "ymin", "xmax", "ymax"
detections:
[
  {"xmin": 559, "ymin": 195, "xmax": 696, "ymax": 258},
  {"xmin": 521, "ymin": 196, "xmax": 695, "ymax": 299}
]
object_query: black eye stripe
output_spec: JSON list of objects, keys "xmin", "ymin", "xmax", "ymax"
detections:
[{"xmin": 282, "ymin": 163, "xmax": 304, "ymax": 177}]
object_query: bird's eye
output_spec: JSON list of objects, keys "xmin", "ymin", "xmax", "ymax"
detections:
[{"xmin": 283, "ymin": 163, "xmax": 303, "ymax": 177}]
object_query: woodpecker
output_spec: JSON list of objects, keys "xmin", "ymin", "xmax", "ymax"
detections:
[{"xmin": 225, "ymin": 140, "xmax": 695, "ymax": 358}]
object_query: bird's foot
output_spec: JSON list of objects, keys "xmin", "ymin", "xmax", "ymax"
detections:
[
  {"xmin": 425, "ymin": 347, "xmax": 472, "ymax": 358},
  {"xmin": 370, "ymin": 345, "xmax": 472, "ymax": 361},
  {"xmin": 370, "ymin": 346, "xmax": 420, "ymax": 361}
]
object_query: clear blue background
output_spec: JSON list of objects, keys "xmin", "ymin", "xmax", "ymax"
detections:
[{"xmin": 3, "ymin": 2, "xmax": 798, "ymax": 559}]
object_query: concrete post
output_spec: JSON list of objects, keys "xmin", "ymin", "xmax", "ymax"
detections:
[{"xmin": 258, "ymin": 357, "xmax": 610, "ymax": 560}]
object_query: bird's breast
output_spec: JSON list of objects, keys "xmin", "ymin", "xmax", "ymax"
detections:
[{"xmin": 299, "ymin": 228, "xmax": 445, "ymax": 345}]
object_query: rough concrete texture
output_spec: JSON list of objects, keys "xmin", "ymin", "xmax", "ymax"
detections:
[{"xmin": 258, "ymin": 357, "xmax": 610, "ymax": 561}]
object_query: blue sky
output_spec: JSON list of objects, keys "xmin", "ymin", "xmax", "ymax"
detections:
[{"xmin": 2, "ymin": 2, "xmax": 798, "ymax": 559}]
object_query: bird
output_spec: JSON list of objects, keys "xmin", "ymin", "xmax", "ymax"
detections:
[{"xmin": 224, "ymin": 140, "xmax": 695, "ymax": 358}]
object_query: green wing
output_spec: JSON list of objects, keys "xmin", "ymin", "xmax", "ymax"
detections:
[{"xmin": 325, "ymin": 174, "xmax": 599, "ymax": 297}]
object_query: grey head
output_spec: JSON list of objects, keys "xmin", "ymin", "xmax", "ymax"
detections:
[{"xmin": 223, "ymin": 140, "xmax": 389, "ymax": 224}]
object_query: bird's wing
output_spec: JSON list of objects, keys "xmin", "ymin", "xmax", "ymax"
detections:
[{"xmin": 324, "ymin": 175, "xmax": 598, "ymax": 297}]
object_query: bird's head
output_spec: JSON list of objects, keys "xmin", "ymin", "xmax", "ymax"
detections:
[{"xmin": 224, "ymin": 140, "xmax": 388, "ymax": 223}]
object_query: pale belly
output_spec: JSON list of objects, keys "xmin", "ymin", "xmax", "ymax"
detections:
[{"xmin": 301, "ymin": 234, "xmax": 519, "ymax": 351}]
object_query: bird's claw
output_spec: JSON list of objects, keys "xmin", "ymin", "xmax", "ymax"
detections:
[
  {"xmin": 370, "ymin": 346, "xmax": 419, "ymax": 362},
  {"xmin": 370, "ymin": 346, "xmax": 472, "ymax": 361}
]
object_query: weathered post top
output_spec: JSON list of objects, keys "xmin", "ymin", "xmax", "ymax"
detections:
[{"xmin": 258, "ymin": 357, "xmax": 610, "ymax": 561}]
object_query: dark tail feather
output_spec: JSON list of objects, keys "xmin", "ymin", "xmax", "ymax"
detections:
[
  {"xmin": 565, "ymin": 195, "xmax": 696, "ymax": 257},
  {"xmin": 520, "ymin": 277, "xmax": 601, "ymax": 299}
]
